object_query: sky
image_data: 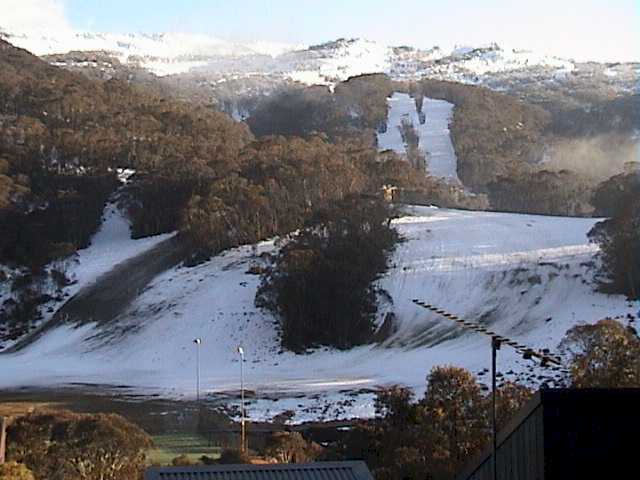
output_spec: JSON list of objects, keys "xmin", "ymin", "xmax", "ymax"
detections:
[{"xmin": 1, "ymin": 0, "xmax": 639, "ymax": 62}]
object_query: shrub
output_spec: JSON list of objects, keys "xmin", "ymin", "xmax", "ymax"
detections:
[
  {"xmin": 264, "ymin": 432, "xmax": 322, "ymax": 463},
  {"xmin": 560, "ymin": 319, "xmax": 640, "ymax": 388},
  {"xmin": 7, "ymin": 410, "xmax": 152, "ymax": 480},
  {"xmin": 0, "ymin": 462, "xmax": 35, "ymax": 480},
  {"xmin": 217, "ymin": 448, "xmax": 252, "ymax": 464},
  {"xmin": 171, "ymin": 455, "xmax": 194, "ymax": 466}
]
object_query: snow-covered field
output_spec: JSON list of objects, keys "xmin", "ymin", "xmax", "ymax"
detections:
[
  {"xmin": 0, "ymin": 206, "xmax": 634, "ymax": 422},
  {"xmin": 378, "ymin": 92, "xmax": 461, "ymax": 183}
]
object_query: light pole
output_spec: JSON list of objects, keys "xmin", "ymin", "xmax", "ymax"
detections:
[
  {"xmin": 412, "ymin": 299, "xmax": 563, "ymax": 480},
  {"xmin": 237, "ymin": 345, "xmax": 246, "ymax": 453},
  {"xmin": 193, "ymin": 338, "xmax": 202, "ymax": 402}
]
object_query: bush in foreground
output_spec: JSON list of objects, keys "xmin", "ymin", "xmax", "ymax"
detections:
[
  {"xmin": 7, "ymin": 410, "xmax": 152, "ymax": 480},
  {"xmin": 0, "ymin": 462, "xmax": 35, "ymax": 480}
]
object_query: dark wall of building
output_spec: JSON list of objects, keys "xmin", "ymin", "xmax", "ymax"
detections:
[
  {"xmin": 461, "ymin": 403, "xmax": 545, "ymax": 480},
  {"xmin": 459, "ymin": 389, "xmax": 640, "ymax": 480},
  {"xmin": 544, "ymin": 389, "xmax": 640, "ymax": 479}
]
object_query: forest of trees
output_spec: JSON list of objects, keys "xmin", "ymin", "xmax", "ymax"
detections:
[
  {"xmin": 0, "ymin": 38, "xmax": 251, "ymax": 268},
  {"xmin": 486, "ymin": 169, "xmax": 592, "ymax": 216},
  {"xmin": 2, "ymin": 36, "xmax": 638, "ymax": 356}
]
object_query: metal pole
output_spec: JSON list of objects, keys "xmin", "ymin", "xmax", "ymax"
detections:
[
  {"xmin": 492, "ymin": 338, "xmax": 499, "ymax": 480},
  {"xmin": 0, "ymin": 416, "xmax": 7, "ymax": 465},
  {"xmin": 238, "ymin": 346, "xmax": 246, "ymax": 453},
  {"xmin": 197, "ymin": 343, "xmax": 200, "ymax": 403},
  {"xmin": 194, "ymin": 338, "xmax": 202, "ymax": 403}
]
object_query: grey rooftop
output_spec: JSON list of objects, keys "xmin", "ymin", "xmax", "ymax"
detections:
[{"xmin": 145, "ymin": 461, "xmax": 374, "ymax": 480}]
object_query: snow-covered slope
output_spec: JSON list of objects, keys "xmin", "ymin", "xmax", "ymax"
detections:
[
  {"xmin": 0, "ymin": 206, "xmax": 634, "ymax": 422},
  {"xmin": 378, "ymin": 92, "xmax": 460, "ymax": 183},
  {"xmin": 0, "ymin": 199, "xmax": 173, "ymax": 351}
]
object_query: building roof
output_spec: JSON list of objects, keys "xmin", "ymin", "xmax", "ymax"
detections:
[{"xmin": 145, "ymin": 461, "xmax": 374, "ymax": 480}]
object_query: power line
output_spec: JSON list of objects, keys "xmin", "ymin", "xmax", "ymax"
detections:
[{"xmin": 411, "ymin": 299, "xmax": 564, "ymax": 367}]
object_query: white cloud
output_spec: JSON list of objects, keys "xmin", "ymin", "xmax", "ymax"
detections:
[{"xmin": 0, "ymin": 0, "xmax": 71, "ymax": 33}]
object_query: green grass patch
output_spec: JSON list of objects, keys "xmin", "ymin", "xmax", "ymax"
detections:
[{"xmin": 147, "ymin": 433, "xmax": 221, "ymax": 466}]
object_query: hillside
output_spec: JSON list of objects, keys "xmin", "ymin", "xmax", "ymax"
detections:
[
  {"xmin": 0, "ymin": 36, "xmax": 637, "ymax": 425},
  {"xmin": 0, "ymin": 204, "xmax": 634, "ymax": 422}
]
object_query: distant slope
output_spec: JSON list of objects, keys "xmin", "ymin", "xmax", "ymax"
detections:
[
  {"xmin": 0, "ymin": 206, "xmax": 634, "ymax": 421},
  {"xmin": 377, "ymin": 92, "xmax": 460, "ymax": 183}
]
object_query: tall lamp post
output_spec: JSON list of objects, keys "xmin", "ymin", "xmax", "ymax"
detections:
[
  {"xmin": 193, "ymin": 338, "xmax": 202, "ymax": 402},
  {"xmin": 237, "ymin": 345, "xmax": 246, "ymax": 453},
  {"xmin": 412, "ymin": 299, "xmax": 563, "ymax": 480}
]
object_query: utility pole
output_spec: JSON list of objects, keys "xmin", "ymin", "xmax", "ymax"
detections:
[
  {"xmin": 237, "ymin": 346, "xmax": 246, "ymax": 453},
  {"xmin": 193, "ymin": 338, "xmax": 202, "ymax": 403},
  {"xmin": 412, "ymin": 299, "xmax": 563, "ymax": 480},
  {"xmin": 0, "ymin": 416, "xmax": 7, "ymax": 465},
  {"xmin": 491, "ymin": 337, "xmax": 500, "ymax": 480}
]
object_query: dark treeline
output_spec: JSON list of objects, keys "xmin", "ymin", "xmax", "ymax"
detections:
[
  {"xmin": 589, "ymin": 195, "xmax": 640, "ymax": 300},
  {"xmin": 588, "ymin": 170, "xmax": 639, "ymax": 299},
  {"xmin": 550, "ymin": 94, "xmax": 640, "ymax": 137},
  {"xmin": 247, "ymin": 73, "xmax": 393, "ymax": 139}
]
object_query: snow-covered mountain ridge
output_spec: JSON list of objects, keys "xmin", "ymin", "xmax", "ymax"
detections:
[
  {"xmin": 0, "ymin": 23, "xmax": 586, "ymax": 81},
  {"xmin": 0, "ymin": 27, "xmax": 302, "ymax": 76}
]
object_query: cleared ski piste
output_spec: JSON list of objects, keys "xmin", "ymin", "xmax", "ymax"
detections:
[
  {"xmin": 0, "ymin": 205, "xmax": 634, "ymax": 423},
  {"xmin": 377, "ymin": 92, "xmax": 461, "ymax": 183}
]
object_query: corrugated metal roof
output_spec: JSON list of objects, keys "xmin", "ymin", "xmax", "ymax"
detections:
[{"xmin": 145, "ymin": 461, "xmax": 374, "ymax": 480}]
